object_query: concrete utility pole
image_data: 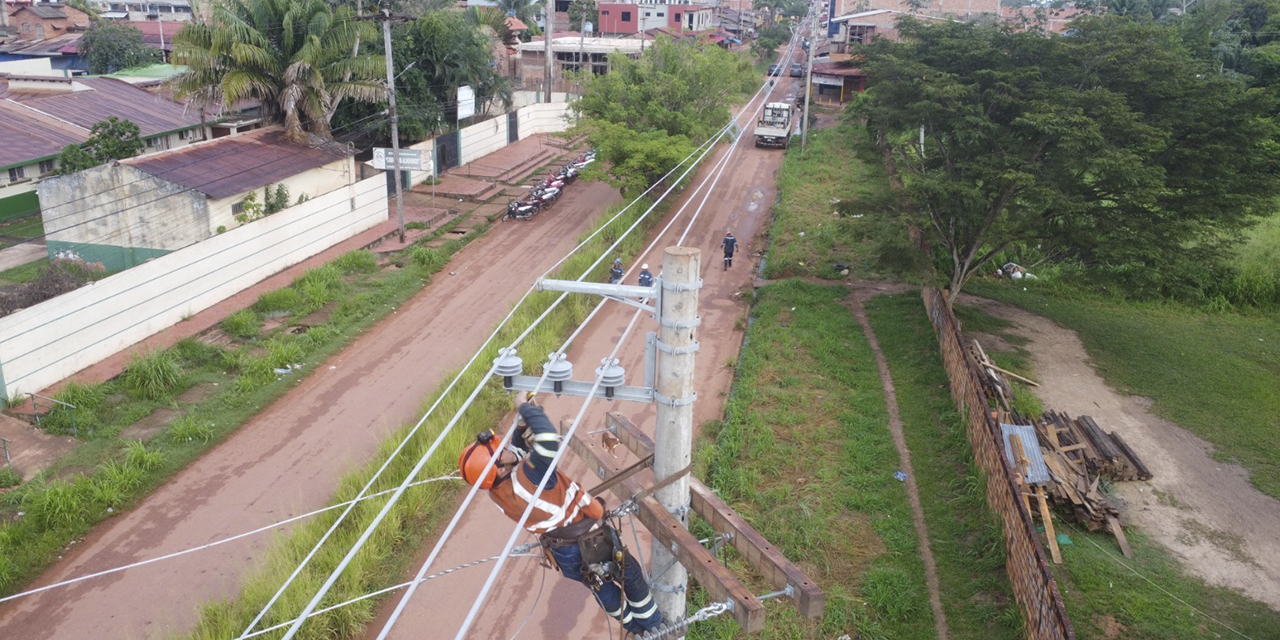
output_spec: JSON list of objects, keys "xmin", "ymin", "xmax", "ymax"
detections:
[
  {"xmin": 545, "ymin": 0, "xmax": 555, "ymax": 102},
  {"xmin": 650, "ymin": 246, "xmax": 701, "ymax": 622},
  {"xmin": 380, "ymin": 6, "xmax": 406, "ymax": 243},
  {"xmin": 801, "ymin": 3, "xmax": 815, "ymax": 151}
]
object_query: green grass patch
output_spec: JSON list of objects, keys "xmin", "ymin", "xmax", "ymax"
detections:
[
  {"xmin": 763, "ymin": 124, "xmax": 891, "ymax": 281},
  {"xmin": 0, "ymin": 258, "xmax": 48, "ymax": 285},
  {"xmin": 866, "ymin": 292, "xmax": 1026, "ymax": 640},
  {"xmin": 121, "ymin": 349, "xmax": 183, "ymax": 400},
  {"xmin": 0, "ymin": 467, "xmax": 21, "ymax": 489},
  {"xmin": 969, "ymin": 282, "xmax": 1280, "ymax": 501},
  {"xmin": 688, "ymin": 280, "xmax": 934, "ymax": 640},
  {"xmin": 221, "ymin": 309, "xmax": 262, "ymax": 339},
  {"xmin": 0, "ymin": 214, "xmax": 45, "ymax": 240}
]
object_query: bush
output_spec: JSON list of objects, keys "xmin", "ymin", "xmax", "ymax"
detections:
[
  {"xmin": 168, "ymin": 415, "xmax": 214, "ymax": 444},
  {"xmin": 22, "ymin": 479, "xmax": 87, "ymax": 529},
  {"xmin": 40, "ymin": 381, "xmax": 104, "ymax": 435},
  {"xmin": 221, "ymin": 309, "xmax": 262, "ymax": 339},
  {"xmin": 123, "ymin": 440, "xmax": 164, "ymax": 471},
  {"xmin": 255, "ymin": 288, "xmax": 306, "ymax": 315},
  {"xmin": 0, "ymin": 467, "xmax": 20, "ymax": 488},
  {"xmin": 121, "ymin": 349, "xmax": 182, "ymax": 400},
  {"xmin": 333, "ymin": 250, "xmax": 378, "ymax": 274},
  {"xmin": 409, "ymin": 246, "xmax": 447, "ymax": 272}
]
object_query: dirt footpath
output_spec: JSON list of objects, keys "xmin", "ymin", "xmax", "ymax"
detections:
[
  {"xmin": 364, "ymin": 79, "xmax": 803, "ymax": 640},
  {"xmin": 0, "ymin": 182, "xmax": 622, "ymax": 640},
  {"xmin": 963, "ymin": 296, "xmax": 1280, "ymax": 611}
]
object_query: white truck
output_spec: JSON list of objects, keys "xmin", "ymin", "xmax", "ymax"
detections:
[{"xmin": 754, "ymin": 102, "xmax": 792, "ymax": 149}]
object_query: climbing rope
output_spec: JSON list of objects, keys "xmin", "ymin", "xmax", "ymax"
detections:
[{"xmin": 635, "ymin": 600, "xmax": 733, "ymax": 640}]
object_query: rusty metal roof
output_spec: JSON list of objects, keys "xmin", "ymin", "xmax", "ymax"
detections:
[
  {"xmin": 13, "ymin": 4, "xmax": 68, "ymax": 19},
  {"xmin": 0, "ymin": 100, "xmax": 84, "ymax": 168},
  {"xmin": 0, "ymin": 76, "xmax": 201, "ymax": 137},
  {"xmin": 124, "ymin": 128, "xmax": 352, "ymax": 199}
]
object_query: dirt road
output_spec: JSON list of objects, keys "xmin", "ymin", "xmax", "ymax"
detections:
[
  {"xmin": 367, "ymin": 79, "xmax": 802, "ymax": 640},
  {"xmin": 963, "ymin": 296, "xmax": 1280, "ymax": 612},
  {"xmin": 0, "ymin": 181, "xmax": 622, "ymax": 640}
]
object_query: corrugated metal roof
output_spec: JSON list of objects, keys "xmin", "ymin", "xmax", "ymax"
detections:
[
  {"xmin": 15, "ymin": 4, "xmax": 68, "ymax": 19},
  {"xmin": 0, "ymin": 32, "xmax": 83, "ymax": 56},
  {"xmin": 0, "ymin": 100, "xmax": 85, "ymax": 167},
  {"xmin": 124, "ymin": 128, "xmax": 352, "ymax": 199},
  {"xmin": 1, "ymin": 76, "xmax": 202, "ymax": 137},
  {"xmin": 1001, "ymin": 423, "xmax": 1050, "ymax": 485}
]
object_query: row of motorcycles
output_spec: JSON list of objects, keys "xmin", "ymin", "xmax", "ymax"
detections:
[{"xmin": 505, "ymin": 150, "xmax": 597, "ymax": 221}]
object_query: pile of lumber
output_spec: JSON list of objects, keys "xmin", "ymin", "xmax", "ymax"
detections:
[
  {"xmin": 1038, "ymin": 411, "xmax": 1151, "ymax": 482},
  {"xmin": 969, "ymin": 340, "xmax": 1039, "ymax": 413},
  {"xmin": 1035, "ymin": 411, "xmax": 1152, "ymax": 558}
]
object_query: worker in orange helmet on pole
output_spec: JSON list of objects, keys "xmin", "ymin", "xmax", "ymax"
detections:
[{"xmin": 458, "ymin": 392, "xmax": 663, "ymax": 637}]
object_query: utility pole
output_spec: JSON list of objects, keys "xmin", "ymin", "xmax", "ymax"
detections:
[
  {"xmin": 545, "ymin": 0, "xmax": 555, "ymax": 102},
  {"xmin": 379, "ymin": 5, "xmax": 407, "ymax": 243},
  {"xmin": 801, "ymin": 3, "xmax": 815, "ymax": 151},
  {"xmin": 650, "ymin": 246, "xmax": 701, "ymax": 623}
]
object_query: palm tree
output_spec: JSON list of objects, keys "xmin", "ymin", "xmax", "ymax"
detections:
[
  {"xmin": 496, "ymin": 0, "xmax": 542, "ymax": 27},
  {"xmin": 170, "ymin": 0, "xmax": 385, "ymax": 141}
]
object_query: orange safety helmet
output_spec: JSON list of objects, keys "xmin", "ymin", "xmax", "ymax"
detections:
[{"xmin": 459, "ymin": 431, "xmax": 506, "ymax": 489}]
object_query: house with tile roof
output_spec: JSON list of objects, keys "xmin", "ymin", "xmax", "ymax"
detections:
[
  {"xmin": 7, "ymin": 2, "xmax": 89, "ymax": 42},
  {"xmin": 0, "ymin": 74, "xmax": 207, "ymax": 221},
  {"xmin": 37, "ymin": 127, "xmax": 357, "ymax": 269}
]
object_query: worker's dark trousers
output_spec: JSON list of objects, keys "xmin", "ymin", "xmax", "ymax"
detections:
[
  {"xmin": 724, "ymin": 253, "xmax": 733, "ymax": 269},
  {"xmin": 549, "ymin": 544, "xmax": 663, "ymax": 634}
]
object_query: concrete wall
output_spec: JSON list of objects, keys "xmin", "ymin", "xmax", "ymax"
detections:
[
  {"xmin": 206, "ymin": 157, "xmax": 356, "ymax": 233},
  {"xmin": 458, "ymin": 115, "xmax": 510, "ymax": 166},
  {"xmin": 0, "ymin": 175, "xmax": 387, "ymax": 399},
  {"xmin": 517, "ymin": 102, "xmax": 574, "ymax": 138},
  {"xmin": 0, "ymin": 57, "xmax": 57, "ymax": 75},
  {"xmin": 38, "ymin": 164, "xmax": 209, "ymax": 270}
]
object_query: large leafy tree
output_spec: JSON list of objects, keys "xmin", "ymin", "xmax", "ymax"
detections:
[
  {"xmin": 332, "ymin": 11, "xmax": 512, "ymax": 144},
  {"xmin": 80, "ymin": 23, "xmax": 162, "ymax": 74},
  {"xmin": 169, "ymin": 0, "xmax": 384, "ymax": 141},
  {"xmin": 54, "ymin": 117, "xmax": 145, "ymax": 175},
  {"xmin": 572, "ymin": 36, "xmax": 756, "ymax": 196},
  {"xmin": 855, "ymin": 17, "xmax": 1280, "ymax": 301}
]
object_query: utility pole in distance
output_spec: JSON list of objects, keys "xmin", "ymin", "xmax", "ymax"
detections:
[
  {"xmin": 801, "ymin": 2, "xmax": 815, "ymax": 151},
  {"xmin": 376, "ymin": 4, "xmax": 409, "ymax": 243},
  {"xmin": 650, "ymin": 246, "xmax": 701, "ymax": 622},
  {"xmin": 545, "ymin": 0, "xmax": 555, "ymax": 102}
]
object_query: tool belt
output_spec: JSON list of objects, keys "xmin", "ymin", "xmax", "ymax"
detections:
[{"xmin": 540, "ymin": 518, "xmax": 626, "ymax": 589}]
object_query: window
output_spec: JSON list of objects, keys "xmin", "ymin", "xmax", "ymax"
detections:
[
  {"xmin": 8, "ymin": 166, "xmax": 26, "ymax": 182},
  {"xmin": 657, "ymin": 11, "xmax": 664, "ymax": 16},
  {"xmin": 38, "ymin": 159, "xmax": 56, "ymax": 175},
  {"xmin": 36, "ymin": 24, "xmax": 44, "ymax": 39},
  {"xmin": 178, "ymin": 129, "xmax": 199, "ymax": 141},
  {"xmin": 145, "ymin": 136, "xmax": 170, "ymax": 151},
  {"xmin": 621, "ymin": 10, "xmax": 631, "ymax": 21},
  {"xmin": 231, "ymin": 201, "xmax": 245, "ymax": 215},
  {"xmin": 21, "ymin": 22, "xmax": 31, "ymax": 34},
  {"xmin": 602, "ymin": 9, "xmax": 609, "ymax": 15},
  {"xmin": 644, "ymin": 11, "xmax": 650, "ymax": 16},
  {"xmin": 673, "ymin": 12, "xmax": 681, "ymax": 22}
]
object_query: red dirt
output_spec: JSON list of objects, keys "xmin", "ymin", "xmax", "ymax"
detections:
[
  {"xmin": 365, "ymin": 78, "xmax": 805, "ymax": 640},
  {"xmin": 0, "ymin": 180, "xmax": 621, "ymax": 640}
]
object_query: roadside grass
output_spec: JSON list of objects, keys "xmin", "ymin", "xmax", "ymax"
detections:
[
  {"xmin": 864, "ymin": 292, "xmax": 1022, "ymax": 640},
  {"xmin": 688, "ymin": 280, "xmax": 935, "ymax": 640},
  {"xmin": 762, "ymin": 124, "xmax": 888, "ymax": 281},
  {"xmin": 968, "ymin": 281, "xmax": 1280, "ymax": 502},
  {"xmin": 177, "ymin": 194, "xmax": 670, "ymax": 640},
  {"xmin": 0, "ymin": 208, "xmax": 499, "ymax": 597},
  {"xmin": 0, "ymin": 214, "xmax": 44, "ymax": 242},
  {"xmin": 943, "ymin": 297, "xmax": 1280, "ymax": 639},
  {"xmin": 0, "ymin": 258, "xmax": 48, "ymax": 284}
]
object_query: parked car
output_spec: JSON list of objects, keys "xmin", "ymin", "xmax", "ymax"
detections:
[
  {"xmin": 790, "ymin": 63, "xmax": 804, "ymax": 77},
  {"xmin": 768, "ymin": 63, "xmax": 782, "ymax": 76}
]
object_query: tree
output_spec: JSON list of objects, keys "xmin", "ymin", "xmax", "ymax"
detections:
[
  {"xmin": 332, "ymin": 11, "xmax": 512, "ymax": 144},
  {"xmin": 80, "ymin": 23, "xmax": 162, "ymax": 75},
  {"xmin": 54, "ymin": 117, "xmax": 146, "ymax": 175},
  {"xmin": 572, "ymin": 36, "xmax": 757, "ymax": 197},
  {"xmin": 854, "ymin": 17, "xmax": 1280, "ymax": 301},
  {"xmin": 170, "ymin": 0, "xmax": 384, "ymax": 141},
  {"xmin": 568, "ymin": 0, "xmax": 596, "ymax": 31}
]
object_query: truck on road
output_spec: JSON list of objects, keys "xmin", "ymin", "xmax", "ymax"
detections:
[{"xmin": 754, "ymin": 102, "xmax": 793, "ymax": 149}]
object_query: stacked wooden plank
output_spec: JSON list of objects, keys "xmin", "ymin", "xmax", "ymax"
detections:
[{"xmin": 1039, "ymin": 411, "xmax": 1151, "ymax": 482}]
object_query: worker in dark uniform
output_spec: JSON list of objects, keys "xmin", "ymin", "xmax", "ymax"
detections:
[
  {"xmin": 637, "ymin": 264, "xmax": 654, "ymax": 288},
  {"xmin": 609, "ymin": 258, "xmax": 625, "ymax": 284},
  {"xmin": 721, "ymin": 232, "xmax": 738, "ymax": 270},
  {"xmin": 459, "ymin": 393, "xmax": 663, "ymax": 636}
]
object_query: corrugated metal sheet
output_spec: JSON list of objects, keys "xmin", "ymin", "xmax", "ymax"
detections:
[
  {"xmin": 0, "ymin": 101, "xmax": 85, "ymax": 167},
  {"xmin": 5, "ymin": 77, "xmax": 201, "ymax": 137},
  {"xmin": 125, "ymin": 128, "xmax": 352, "ymax": 199},
  {"xmin": 1001, "ymin": 423, "xmax": 1050, "ymax": 485}
]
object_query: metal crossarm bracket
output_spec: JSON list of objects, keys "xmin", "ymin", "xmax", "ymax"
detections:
[
  {"xmin": 656, "ymin": 340, "xmax": 700, "ymax": 355},
  {"xmin": 505, "ymin": 376, "xmax": 654, "ymax": 403},
  {"xmin": 660, "ymin": 278, "xmax": 704, "ymax": 292},
  {"xmin": 536, "ymin": 278, "xmax": 656, "ymax": 300},
  {"xmin": 658, "ymin": 316, "xmax": 701, "ymax": 330}
]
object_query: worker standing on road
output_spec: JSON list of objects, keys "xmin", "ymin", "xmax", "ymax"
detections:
[
  {"xmin": 458, "ymin": 392, "xmax": 663, "ymax": 637},
  {"xmin": 721, "ymin": 232, "xmax": 738, "ymax": 270},
  {"xmin": 637, "ymin": 264, "xmax": 654, "ymax": 288},
  {"xmin": 609, "ymin": 258, "xmax": 625, "ymax": 284}
]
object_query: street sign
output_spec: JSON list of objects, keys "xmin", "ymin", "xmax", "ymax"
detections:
[{"xmin": 372, "ymin": 148, "xmax": 424, "ymax": 171}]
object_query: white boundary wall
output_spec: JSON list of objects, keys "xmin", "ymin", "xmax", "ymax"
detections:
[
  {"xmin": 517, "ymin": 102, "xmax": 574, "ymax": 139},
  {"xmin": 0, "ymin": 176, "xmax": 388, "ymax": 399},
  {"xmin": 459, "ymin": 116, "xmax": 510, "ymax": 166}
]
